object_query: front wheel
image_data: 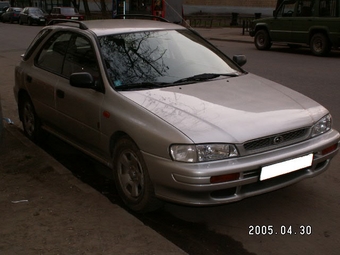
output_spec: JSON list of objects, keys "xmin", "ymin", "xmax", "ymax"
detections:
[
  {"xmin": 310, "ymin": 33, "xmax": 331, "ymax": 56},
  {"xmin": 20, "ymin": 95, "xmax": 42, "ymax": 142},
  {"xmin": 112, "ymin": 136, "xmax": 162, "ymax": 213},
  {"xmin": 254, "ymin": 29, "xmax": 272, "ymax": 50}
]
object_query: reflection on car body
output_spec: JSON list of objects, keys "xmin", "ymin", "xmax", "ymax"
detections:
[
  {"xmin": 19, "ymin": 7, "xmax": 48, "ymax": 26},
  {"xmin": 14, "ymin": 19, "xmax": 340, "ymax": 212}
]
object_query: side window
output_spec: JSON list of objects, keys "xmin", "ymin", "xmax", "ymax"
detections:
[
  {"xmin": 24, "ymin": 29, "xmax": 52, "ymax": 61},
  {"xmin": 297, "ymin": 0, "xmax": 314, "ymax": 16},
  {"xmin": 36, "ymin": 32, "xmax": 72, "ymax": 74},
  {"xmin": 278, "ymin": 1, "xmax": 297, "ymax": 17},
  {"xmin": 319, "ymin": 0, "xmax": 336, "ymax": 16},
  {"xmin": 62, "ymin": 35, "xmax": 100, "ymax": 81}
]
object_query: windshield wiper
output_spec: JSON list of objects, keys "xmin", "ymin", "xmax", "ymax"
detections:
[
  {"xmin": 114, "ymin": 82, "xmax": 170, "ymax": 91},
  {"xmin": 173, "ymin": 73, "xmax": 239, "ymax": 84}
]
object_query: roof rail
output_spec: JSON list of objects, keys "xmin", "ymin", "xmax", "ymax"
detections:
[
  {"xmin": 47, "ymin": 19, "xmax": 88, "ymax": 30},
  {"xmin": 114, "ymin": 14, "xmax": 169, "ymax": 23}
]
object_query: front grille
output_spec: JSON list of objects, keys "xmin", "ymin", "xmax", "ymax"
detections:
[{"xmin": 243, "ymin": 128, "xmax": 309, "ymax": 153}]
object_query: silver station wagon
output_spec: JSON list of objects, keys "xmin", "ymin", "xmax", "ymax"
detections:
[{"xmin": 14, "ymin": 19, "xmax": 339, "ymax": 212}]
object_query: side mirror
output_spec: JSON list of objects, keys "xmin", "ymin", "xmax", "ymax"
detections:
[
  {"xmin": 70, "ymin": 72, "xmax": 97, "ymax": 90},
  {"xmin": 233, "ymin": 55, "xmax": 247, "ymax": 67}
]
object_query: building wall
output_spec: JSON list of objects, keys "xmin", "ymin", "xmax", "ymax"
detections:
[
  {"xmin": 182, "ymin": 0, "xmax": 278, "ymax": 16},
  {"xmin": 183, "ymin": 0, "xmax": 277, "ymax": 8}
]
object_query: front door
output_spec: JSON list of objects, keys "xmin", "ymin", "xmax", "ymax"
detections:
[
  {"xmin": 55, "ymin": 33, "xmax": 105, "ymax": 154},
  {"xmin": 269, "ymin": 0, "xmax": 298, "ymax": 42}
]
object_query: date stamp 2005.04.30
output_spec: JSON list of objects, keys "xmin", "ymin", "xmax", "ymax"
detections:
[{"xmin": 249, "ymin": 225, "xmax": 312, "ymax": 236}]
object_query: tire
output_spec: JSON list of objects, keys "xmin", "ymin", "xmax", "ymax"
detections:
[
  {"xmin": 310, "ymin": 33, "xmax": 331, "ymax": 56},
  {"xmin": 254, "ymin": 29, "xmax": 272, "ymax": 50},
  {"xmin": 20, "ymin": 95, "xmax": 42, "ymax": 142},
  {"xmin": 27, "ymin": 18, "xmax": 32, "ymax": 26},
  {"xmin": 112, "ymin": 136, "xmax": 162, "ymax": 212}
]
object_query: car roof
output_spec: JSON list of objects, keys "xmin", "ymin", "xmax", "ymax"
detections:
[{"xmin": 79, "ymin": 19, "xmax": 186, "ymax": 37}]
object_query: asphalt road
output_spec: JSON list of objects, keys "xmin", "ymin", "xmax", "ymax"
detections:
[
  {"xmin": 164, "ymin": 38, "xmax": 340, "ymax": 255},
  {"xmin": 1, "ymin": 23, "xmax": 340, "ymax": 255}
]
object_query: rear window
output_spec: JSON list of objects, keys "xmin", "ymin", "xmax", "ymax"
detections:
[{"xmin": 23, "ymin": 29, "xmax": 52, "ymax": 61}]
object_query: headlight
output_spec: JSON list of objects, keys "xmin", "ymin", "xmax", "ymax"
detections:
[
  {"xmin": 170, "ymin": 144, "xmax": 239, "ymax": 163},
  {"xmin": 311, "ymin": 114, "xmax": 332, "ymax": 137}
]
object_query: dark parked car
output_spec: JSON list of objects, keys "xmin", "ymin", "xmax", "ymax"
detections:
[
  {"xmin": 47, "ymin": 7, "xmax": 84, "ymax": 22},
  {"xmin": 1, "ymin": 7, "xmax": 22, "ymax": 23},
  {"xmin": 19, "ymin": 7, "xmax": 48, "ymax": 25},
  {"xmin": 250, "ymin": 0, "xmax": 340, "ymax": 56},
  {"xmin": 0, "ymin": 1, "xmax": 10, "ymax": 21},
  {"xmin": 14, "ymin": 19, "xmax": 339, "ymax": 212}
]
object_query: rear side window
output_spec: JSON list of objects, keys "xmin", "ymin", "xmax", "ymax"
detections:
[
  {"xmin": 36, "ymin": 32, "xmax": 72, "ymax": 74},
  {"xmin": 319, "ymin": 0, "xmax": 337, "ymax": 16},
  {"xmin": 23, "ymin": 29, "xmax": 51, "ymax": 61}
]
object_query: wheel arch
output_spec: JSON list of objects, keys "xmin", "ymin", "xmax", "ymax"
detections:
[
  {"xmin": 309, "ymin": 28, "xmax": 331, "ymax": 46},
  {"xmin": 17, "ymin": 89, "xmax": 31, "ymax": 121},
  {"xmin": 109, "ymin": 131, "xmax": 133, "ymax": 157},
  {"xmin": 254, "ymin": 24, "xmax": 271, "ymax": 38}
]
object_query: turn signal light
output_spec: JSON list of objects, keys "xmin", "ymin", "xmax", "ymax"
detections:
[
  {"xmin": 210, "ymin": 173, "xmax": 240, "ymax": 183},
  {"xmin": 321, "ymin": 144, "xmax": 338, "ymax": 155}
]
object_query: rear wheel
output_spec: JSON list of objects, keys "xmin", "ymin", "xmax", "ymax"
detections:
[
  {"xmin": 254, "ymin": 29, "xmax": 272, "ymax": 50},
  {"xmin": 20, "ymin": 95, "xmax": 42, "ymax": 142},
  {"xmin": 112, "ymin": 136, "xmax": 162, "ymax": 213},
  {"xmin": 310, "ymin": 33, "xmax": 331, "ymax": 56}
]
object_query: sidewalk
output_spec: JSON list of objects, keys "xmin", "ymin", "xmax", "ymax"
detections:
[
  {"xmin": 0, "ymin": 124, "xmax": 187, "ymax": 255},
  {"xmin": 195, "ymin": 27, "xmax": 254, "ymax": 43}
]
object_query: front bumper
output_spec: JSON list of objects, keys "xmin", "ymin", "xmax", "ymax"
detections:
[{"xmin": 143, "ymin": 129, "xmax": 339, "ymax": 206}]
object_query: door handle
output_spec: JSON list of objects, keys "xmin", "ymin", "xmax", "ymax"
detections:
[{"xmin": 56, "ymin": 89, "xmax": 65, "ymax": 98}]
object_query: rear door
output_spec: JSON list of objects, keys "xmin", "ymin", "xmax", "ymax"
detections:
[
  {"xmin": 29, "ymin": 31, "xmax": 72, "ymax": 128},
  {"xmin": 290, "ymin": 0, "xmax": 316, "ymax": 43}
]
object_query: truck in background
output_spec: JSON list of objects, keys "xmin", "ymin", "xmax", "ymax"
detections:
[{"xmin": 249, "ymin": 0, "xmax": 340, "ymax": 56}]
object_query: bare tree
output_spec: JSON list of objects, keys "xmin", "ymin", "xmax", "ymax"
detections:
[
  {"xmin": 100, "ymin": 0, "xmax": 107, "ymax": 15},
  {"xmin": 70, "ymin": 0, "xmax": 80, "ymax": 11},
  {"xmin": 82, "ymin": 0, "xmax": 91, "ymax": 17}
]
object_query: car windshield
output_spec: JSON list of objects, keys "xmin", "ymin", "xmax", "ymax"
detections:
[
  {"xmin": 31, "ymin": 8, "xmax": 45, "ymax": 15},
  {"xmin": 98, "ymin": 29, "xmax": 244, "ymax": 89}
]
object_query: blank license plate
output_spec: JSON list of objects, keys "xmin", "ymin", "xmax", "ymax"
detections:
[{"xmin": 260, "ymin": 154, "xmax": 313, "ymax": 181}]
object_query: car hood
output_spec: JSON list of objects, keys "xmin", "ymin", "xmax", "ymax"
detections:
[{"xmin": 121, "ymin": 73, "xmax": 327, "ymax": 143}]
